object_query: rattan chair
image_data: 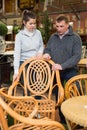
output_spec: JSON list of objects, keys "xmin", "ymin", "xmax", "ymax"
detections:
[
  {"xmin": 61, "ymin": 74, "xmax": 87, "ymax": 130},
  {"xmin": 5, "ymin": 57, "xmax": 64, "ymax": 120},
  {"xmin": 65, "ymin": 74, "xmax": 87, "ymax": 99},
  {"xmin": 0, "ymin": 89, "xmax": 38, "ymax": 122},
  {"xmin": 0, "ymin": 93, "xmax": 65, "ymax": 130}
]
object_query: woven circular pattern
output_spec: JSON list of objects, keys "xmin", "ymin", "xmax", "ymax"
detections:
[
  {"xmin": 27, "ymin": 60, "xmax": 51, "ymax": 94},
  {"xmin": 61, "ymin": 96, "xmax": 87, "ymax": 127}
]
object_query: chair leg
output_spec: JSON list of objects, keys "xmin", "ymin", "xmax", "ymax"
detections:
[
  {"xmin": 0, "ymin": 106, "xmax": 9, "ymax": 130},
  {"xmin": 65, "ymin": 119, "xmax": 72, "ymax": 130}
]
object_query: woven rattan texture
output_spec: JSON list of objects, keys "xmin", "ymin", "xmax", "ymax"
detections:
[
  {"xmin": 0, "ymin": 90, "xmax": 38, "ymax": 120},
  {"xmin": 6, "ymin": 58, "xmax": 64, "ymax": 120},
  {"xmin": 61, "ymin": 96, "xmax": 87, "ymax": 128},
  {"xmin": 0, "ymin": 92, "xmax": 65, "ymax": 130},
  {"xmin": 27, "ymin": 60, "xmax": 51, "ymax": 94},
  {"xmin": 62, "ymin": 74, "xmax": 87, "ymax": 130}
]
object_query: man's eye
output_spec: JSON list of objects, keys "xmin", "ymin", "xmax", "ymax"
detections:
[
  {"xmin": 29, "ymin": 23, "xmax": 36, "ymax": 25},
  {"xmin": 29, "ymin": 23, "xmax": 32, "ymax": 25}
]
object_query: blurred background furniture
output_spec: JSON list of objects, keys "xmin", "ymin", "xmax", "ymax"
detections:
[
  {"xmin": 77, "ymin": 46, "xmax": 87, "ymax": 74},
  {"xmin": 0, "ymin": 50, "xmax": 14, "ymax": 87},
  {"xmin": 4, "ymin": 57, "xmax": 64, "ymax": 121},
  {"xmin": 5, "ymin": 41, "xmax": 14, "ymax": 51},
  {"xmin": 0, "ymin": 61, "xmax": 11, "ymax": 87},
  {"xmin": 78, "ymin": 58, "xmax": 87, "ymax": 74},
  {"xmin": 61, "ymin": 96, "xmax": 87, "ymax": 130},
  {"xmin": 0, "ymin": 90, "xmax": 65, "ymax": 130},
  {"xmin": 81, "ymin": 46, "xmax": 86, "ymax": 59}
]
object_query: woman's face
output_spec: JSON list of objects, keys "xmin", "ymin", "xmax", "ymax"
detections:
[{"xmin": 23, "ymin": 18, "xmax": 36, "ymax": 32}]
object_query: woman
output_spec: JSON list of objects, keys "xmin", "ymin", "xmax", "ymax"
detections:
[{"xmin": 13, "ymin": 10, "xmax": 44, "ymax": 81}]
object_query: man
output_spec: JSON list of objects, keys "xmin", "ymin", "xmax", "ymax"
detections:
[
  {"xmin": 43, "ymin": 15, "xmax": 82, "ymax": 85},
  {"xmin": 43, "ymin": 15, "xmax": 82, "ymax": 123}
]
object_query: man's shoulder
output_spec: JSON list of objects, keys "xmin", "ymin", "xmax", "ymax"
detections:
[
  {"xmin": 73, "ymin": 32, "xmax": 80, "ymax": 36},
  {"xmin": 50, "ymin": 32, "xmax": 58, "ymax": 38}
]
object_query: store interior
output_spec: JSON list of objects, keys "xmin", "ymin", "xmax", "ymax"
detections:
[{"xmin": 0, "ymin": 1, "xmax": 87, "ymax": 129}]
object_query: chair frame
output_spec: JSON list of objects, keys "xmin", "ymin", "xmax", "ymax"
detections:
[
  {"xmin": 65, "ymin": 74, "xmax": 87, "ymax": 99},
  {"xmin": 0, "ymin": 93, "xmax": 65, "ymax": 130},
  {"xmin": 6, "ymin": 57, "xmax": 64, "ymax": 120}
]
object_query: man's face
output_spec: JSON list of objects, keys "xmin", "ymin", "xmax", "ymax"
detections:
[{"xmin": 55, "ymin": 20, "xmax": 69, "ymax": 35}]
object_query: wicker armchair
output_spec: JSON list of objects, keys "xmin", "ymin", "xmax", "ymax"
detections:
[
  {"xmin": 0, "ymin": 93, "xmax": 65, "ymax": 130},
  {"xmin": 64, "ymin": 74, "xmax": 87, "ymax": 99},
  {"xmin": 0, "ymin": 89, "xmax": 38, "ymax": 122},
  {"xmin": 5, "ymin": 57, "xmax": 64, "ymax": 120},
  {"xmin": 61, "ymin": 74, "xmax": 87, "ymax": 130}
]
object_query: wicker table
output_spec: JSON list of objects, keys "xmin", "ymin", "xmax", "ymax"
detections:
[{"xmin": 61, "ymin": 96, "xmax": 87, "ymax": 130}]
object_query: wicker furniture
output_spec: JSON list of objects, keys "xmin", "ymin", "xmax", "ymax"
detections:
[
  {"xmin": 61, "ymin": 74, "xmax": 87, "ymax": 130},
  {"xmin": 65, "ymin": 74, "xmax": 87, "ymax": 99},
  {"xmin": 78, "ymin": 58, "xmax": 87, "ymax": 74},
  {"xmin": 6, "ymin": 57, "xmax": 64, "ymax": 120},
  {"xmin": 61, "ymin": 96, "xmax": 87, "ymax": 130},
  {"xmin": 0, "ymin": 92, "xmax": 65, "ymax": 130},
  {"xmin": 0, "ymin": 89, "xmax": 38, "ymax": 120}
]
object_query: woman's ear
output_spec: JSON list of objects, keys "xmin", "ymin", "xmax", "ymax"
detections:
[{"xmin": 23, "ymin": 20, "xmax": 25, "ymax": 25}]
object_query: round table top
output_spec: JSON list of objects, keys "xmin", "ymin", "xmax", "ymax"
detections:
[{"xmin": 61, "ymin": 96, "xmax": 87, "ymax": 127}]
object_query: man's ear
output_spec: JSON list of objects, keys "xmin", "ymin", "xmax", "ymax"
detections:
[{"xmin": 67, "ymin": 24, "xmax": 69, "ymax": 28}]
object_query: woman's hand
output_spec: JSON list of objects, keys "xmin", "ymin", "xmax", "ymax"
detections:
[
  {"xmin": 13, "ymin": 73, "xmax": 19, "ymax": 83},
  {"xmin": 35, "ymin": 53, "xmax": 43, "ymax": 59}
]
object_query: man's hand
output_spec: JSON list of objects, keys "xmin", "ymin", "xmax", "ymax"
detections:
[
  {"xmin": 52, "ymin": 64, "xmax": 62, "ymax": 70},
  {"xmin": 43, "ymin": 53, "xmax": 51, "ymax": 60}
]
